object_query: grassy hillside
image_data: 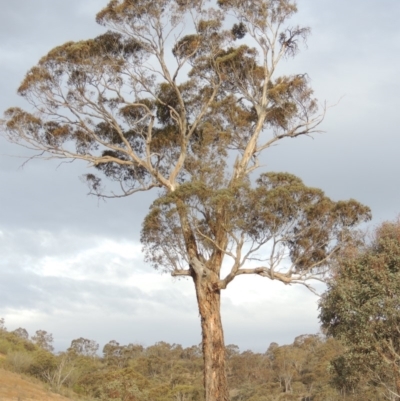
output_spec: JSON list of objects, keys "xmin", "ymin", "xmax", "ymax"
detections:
[{"xmin": 0, "ymin": 367, "xmax": 75, "ymax": 401}]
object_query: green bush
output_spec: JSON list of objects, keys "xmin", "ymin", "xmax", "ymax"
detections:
[
  {"xmin": 0, "ymin": 338, "xmax": 12, "ymax": 355},
  {"xmin": 28, "ymin": 349, "xmax": 57, "ymax": 378}
]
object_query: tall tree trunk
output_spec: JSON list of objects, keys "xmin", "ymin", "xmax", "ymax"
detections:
[{"xmin": 194, "ymin": 276, "xmax": 230, "ymax": 401}]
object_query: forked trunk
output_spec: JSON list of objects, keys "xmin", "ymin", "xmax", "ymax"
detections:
[{"xmin": 194, "ymin": 277, "xmax": 230, "ymax": 401}]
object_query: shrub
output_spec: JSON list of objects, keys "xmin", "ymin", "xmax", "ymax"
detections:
[{"xmin": 6, "ymin": 351, "xmax": 35, "ymax": 373}]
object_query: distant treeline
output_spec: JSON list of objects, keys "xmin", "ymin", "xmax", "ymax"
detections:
[{"xmin": 0, "ymin": 318, "xmax": 387, "ymax": 400}]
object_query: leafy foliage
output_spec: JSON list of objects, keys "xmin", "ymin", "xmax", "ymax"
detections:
[{"xmin": 320, "ymin": 218, "xmax": 400, "ymax": 398}]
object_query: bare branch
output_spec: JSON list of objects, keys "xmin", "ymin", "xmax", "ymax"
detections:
[{"xmin": 171, "ymin": 269, "xmax": 192, "ymax": 277}]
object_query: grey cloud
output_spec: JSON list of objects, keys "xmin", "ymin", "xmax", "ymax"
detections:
[
  {"xmin": 1, "ymin": 263, "xmax": 319, "ymax": 352},
  {"xmin": 0, "ymin": 154, "xmax": 156, "ymax": 238},
  {"xmin": 0, "ymin": 267, "xmax": 202, "ymax": 352},
  {"xmin": 0, "ymin": 0, "xmax": 103, "ymax": 45},
  {"xmin": 0, "ymin": 266, "xmax": 144, "ymax": 313},
  {"xmin": 0, "ymin": 226, "xmax": 320, "ymax": 352},
  {"xmin": 221, "ymin": 283, "xmax": 321, "ymax": 351}
]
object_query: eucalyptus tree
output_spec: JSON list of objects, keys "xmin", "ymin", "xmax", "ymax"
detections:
[
  {"xmin": 11, "ymin": 327, "xmax": 30, "ymax": 340},
  {"xmin": 68, "ymin": 337, "xmax": 99, "ymax": 358},
  {"xmin": 1, "ymin": 0, "xmax": 371, "ymax": 399},
  {"xmin": 31, "ymin": 330, "xmax": 54, "ymax": 353},
  {"xmin": 320, "ymin": 219, "xmax": 400, "ymax": 399}
]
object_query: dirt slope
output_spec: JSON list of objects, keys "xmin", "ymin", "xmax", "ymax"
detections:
[{"xmin": 0, "ymin": 368, "xmax": 76, "ymax": 401}]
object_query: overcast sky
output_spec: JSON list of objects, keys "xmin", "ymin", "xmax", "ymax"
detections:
[{"xmin": 0, "ymin": 0, "xmax": 399, "ymax": 353}]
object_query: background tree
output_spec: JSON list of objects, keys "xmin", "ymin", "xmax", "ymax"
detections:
[
  {"xmin": 68, "ymin": 337, "xmax": 99, "ymax": 358},
  {"xmin": 1, "ymin": 0, "xmax": 371, "ymax": 399},
  {"xmin": 319, "ymin": 218, "xmax": 400, "ymax": 399},
  {"xmin": 31, "ymin": 329, "xmax": 54, "ymax": 352},
  {"xmin": 11, "ymin": 327, "xmax": 29, "ymax": 340},
  {"xmin": 272, "ymin": 344, "xmax": 305, "ymax": 393},
  {"xmin": 102, "ymin": 340, "xmax": 144, "ymax": 368}
]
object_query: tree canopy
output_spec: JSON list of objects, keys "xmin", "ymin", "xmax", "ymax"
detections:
[{"xmin": 2, "ymin": 0, "xmax": 370, "ymax": 293}]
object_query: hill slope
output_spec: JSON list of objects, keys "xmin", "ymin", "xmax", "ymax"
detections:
[{"xmin": 0, "ymin": 368, "xmax": 75, "ymax": 401}]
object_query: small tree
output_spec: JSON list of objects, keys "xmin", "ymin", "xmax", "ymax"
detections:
[
  {"xmin": 1, "ymin": 1, "xmax": 371, "ymax": 399},
  {"xmin": 42, "ymin": 353, "xmax": 76, "ymax": 391},
  {"xmin": 319, "ymin": 218, "xmax": 400, "ymax": 399}
]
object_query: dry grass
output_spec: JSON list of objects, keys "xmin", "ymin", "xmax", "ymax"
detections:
[{"xmin": 0, "ymin": 368, "xmax": 76, "ymax": 401}]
